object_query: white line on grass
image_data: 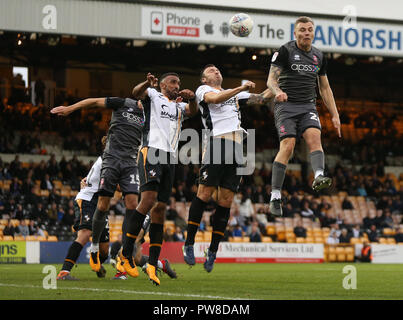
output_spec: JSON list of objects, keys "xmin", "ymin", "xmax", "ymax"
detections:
[{"xmin": 0, "ymin": 283, "xmax": 250, "ymax": 300}]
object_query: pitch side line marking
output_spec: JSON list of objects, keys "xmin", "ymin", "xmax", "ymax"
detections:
[{"xmin": 0, "ymin": 283, "xmax": 251, "ymax": 300}]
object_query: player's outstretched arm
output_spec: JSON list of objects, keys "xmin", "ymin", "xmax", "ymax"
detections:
[
  {"xmin": 246, "ymin": 89, "xmax": 274, "ymax": 107},
  {"xmin": 318, "ymin": 75, "xmax": 341, "ymax": 138},
  {"xmin": 132, "ymin": 72, "xmax": 158, "ymax": 100},
  {"xmin": 50, "ymin": 98, "xmax": 106, "ymax": 116},
  {"xmin": 204, "ymin": 81, "xmax": 255, "ymax": 104},
  {"xmin": 267, "ymin": 65, "xmax": 287, "ymax": 102}
]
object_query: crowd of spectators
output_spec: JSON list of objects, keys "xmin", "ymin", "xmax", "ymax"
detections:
[{"xmin": 1, "ymin": 92, "xmax": 403, "ymax": 243}]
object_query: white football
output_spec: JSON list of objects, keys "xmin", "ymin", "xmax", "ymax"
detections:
[{"xmin": 229, "ymin": 13, "xmax": 254, "ymax": 37}]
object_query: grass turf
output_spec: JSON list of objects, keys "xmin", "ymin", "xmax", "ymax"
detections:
[{"xmin": 0, "ymin": 263, "xmax": 402, "ymax": 300}]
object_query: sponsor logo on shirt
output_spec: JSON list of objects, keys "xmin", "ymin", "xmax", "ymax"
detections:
[
  {"xmin": 160, "ymin": 104, "xmax": 179, "ymax": 121},
  {"xmin": 122, "ymin": 111, "xmax": 144, "ymax": 125},
  {"xmin": 290, "ymin": 63, "xmax": 320, "ymax": 73}
]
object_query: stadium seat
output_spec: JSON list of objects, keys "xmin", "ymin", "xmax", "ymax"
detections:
[
  {"xmin": 203, "ymin": 232, "xmax": 212, "ymax": 241},
  {"xmin": 305, "ymin": 237, "xmax": 314, "ymax": 243},
  {"xmin": 387, "ymin": 238, "xmax": 396, "ymax": 245},
  {"xmin": 266, "ymin": 225, "xmax": 276, "ymax": 236},
  {"xmin": 336, "ymin": 247, "xmax": 346, "ymax": 262},
  {"xmin": 350, "ymin": 237, "xmax": 362, "ymax": 244},
  {"xmin": 383, "ymin": 228, "xmax": 395, "ymax": 236},
  {"xmin": 13, "ymin": 235, "xmax": 25, "ymax": 241},
  {"xmin": 262, "ymin": 236, "xmax": 272, "ymax": 243},
  {"xmin": 296, "ymin": 237, "xmax": 305, "ymax": 243},
  {"xmin": 195, "ymin": 233, "xmax": 204, "ymax": 242},
  {"xmin": 314, "ymin": 237, "xmax": 324, "ymax": 243},
  {"xmin": 26, "ymin": 236, "xmax": 38, "ymax": 241},
  {"xmin": 47, "ymin": 236, "xmax": 58, "ymax": 242},
  {"xmin": 37, "ymin": 236, "xmax": 47, "ymax": 241},
  {"xmin": 379, "ymin": 238, "xmax": 388, "ymax": 244},
  {"xmin": 2, "ymin": 235, "xmax": 13, "ymax": 241}
]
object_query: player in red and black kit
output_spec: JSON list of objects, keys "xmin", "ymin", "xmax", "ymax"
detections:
[{"xmin": 266, "ymin": 16, "xmax": 341, "ymax": 217}]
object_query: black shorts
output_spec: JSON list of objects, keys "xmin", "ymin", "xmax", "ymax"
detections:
[
  {"xmin": 198, "ymin": 137, "xmax": 244, "ymax": 193},
  {"xmin": 274, "ymin": 102, "xmax": 321, "ymax": 141},
  {"xmin": 99, "ymin": 154, "xmax": 140, "ymax": 197},
  {"xmin": 73, "ymin": 196, "xmax": 110, "ymax": 243},
  {"xmin": 138, "ymin": 147, "xmax": 175, "ymax": 204}
]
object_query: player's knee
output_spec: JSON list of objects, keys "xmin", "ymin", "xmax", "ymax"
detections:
[
  {"xmin": 280, "ymin": 139, "xmax": 295, "ymax": 157},
  {"xmin": 151, "ymin": 203, "xmax": 166, "ymax": 223},
  {"xmin": 97, "ymin": 196, "xmax": 111, "ymax": 212},
  {"xmin": 124, "ymin": 194, "xmax": 138, "ymax": 210},
  {"xmin": 76, "ymin": 229, "xmax": 91, "ymax": 245},
  {"xmin": 197, "ymin": 185, "xmax": 214, "ymax": 202}
]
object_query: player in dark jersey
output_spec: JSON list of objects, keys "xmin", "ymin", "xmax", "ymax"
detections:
[
  {"xmin": 51, "ymin": 97, "xmax": 144, "ymax": 274},
  {"xmin": 266, "ymin": 16, "xmax": 341, "ymax": 217}
]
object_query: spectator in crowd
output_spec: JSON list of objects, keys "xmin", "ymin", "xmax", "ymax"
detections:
[
  {"xmin": 12, "ymin": 203, "xmax": 24, "ymax": 220},
  {"xmin": 395, "ymin": 229, "xmax": 403, "ymax": 243},
  {"xmin": 367, "ymin": 224, "xmax": 380, "ymax": 242},
  {"xmin": 166, "ymin": 197, "xmax": 179, "ymax": 221},
  {"xmin": 252, "ymin": 185, "xmax": 268, "ymax": 204},
  {"xmin": 46, "ymin": 202, "xmax": 58, "ymax": 222},
  {"xmin": 18, "ymin": 219, "xmax": 30, "ymax": 237},
  {"xmin": 351, "ymin": 224, "xmax": 362, "ymax": 239},
  {"xmin": 34, "ymin": 78, "xmax": 45, "ymax": 106},
  {"xmin": 293, "ymin": 220, "xmax": 307, "ymax": 238},
  {"xmin": 62, "ymin": 208, "xmax": 75, "ymax": 227},
  {"xmin": 249, "ymin": 221, "xmax": 262, "ymax": 242},
  {"xmin": 3, "ymin": 220, "xmax": 18, "ymax": 236},
  {"xmin": 327, "ymin": 229, "xmax": 340, "ymax": 244},
  {"xmin": 30, "ymin": 202, "xmax": 47, "ymax": 222},
  {"xmin": 381, "ymin": 209, "xmax": 394, "ymax": 229},
  {"xmin": 40, "ymin": 173, "xmax": 53, "ymax": 191},
  {"xmin": 359, "ymin": 242, "xmax": 372, "ymax": 262},
  {"xmin": 173, "ymin": 226, "xmax": 185, "ymax": 242},
  {"xmin": 9, "ymin": 177, "xmax": 21, "ymax": 198},
  {"xmin": 300, "ymin": 201, "xmax": 314, "ymax": 220},
  {"xmin": 342, "ymin": 197, "xmax": 354, "ymax": 210},
  {"xmin": 231, "ymin": 224, "xmax": 243, "ymax": 237},
  {"xmin": 338, "ymin": 228, "xmax": 351, "ymax": 243},
  {"xmin": 282, "ymin": 203, "xmax": 298, "ymax": 218}
]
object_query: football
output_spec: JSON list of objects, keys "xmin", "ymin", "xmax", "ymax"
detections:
[{"xmin": 229, "ymin": 13, "xmax": 254, "ymax": 37}]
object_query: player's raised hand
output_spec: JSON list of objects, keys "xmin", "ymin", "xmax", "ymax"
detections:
[
  {"xmin": 178, "ymin": 89, "xmax": 195, "ymax": 101},
  {"xmin": 50, "ymin": 106, "xmax": 74, "ymax": 116},
  {"xmin": 332, "ymin": 115, "xmax": 342, "ymax": 138},
  {"xmin": 147, "ymin": 73, "xmax": 158, "ymax": 87},
  {"xmin": 80, "ymin": 177, "xmax": 87, "ymax": 189},
  {"xmin": 242, "ymin": 81, "xmax": 255, "ymax": 90},
  {"xmin": 275, "ymin": 91, "xmax": 288, "ymax": 102}
]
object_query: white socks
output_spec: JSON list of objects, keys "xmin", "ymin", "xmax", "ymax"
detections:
[
  {"xmin": 315, "ymin": 170, "xmax": 324, "ymax": 179},
  {"xmin": 270, "ymin": 189, "xmax": 281, "ymax": 201},
  {"xmin": 90, "ymin": 243, "xmax": 99, "ymax": 253}
]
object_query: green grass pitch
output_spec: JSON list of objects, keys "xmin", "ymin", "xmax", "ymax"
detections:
[{"xmin": 0, "ymin": 263, "xmax": 402, "ymax": 300}]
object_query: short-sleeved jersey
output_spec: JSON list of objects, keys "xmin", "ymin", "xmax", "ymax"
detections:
[
  {"xmin": 104, "ymin": 97, "xmax": 144, "ymax": 161},
  {"xmin": 76, "ymin": 156, "xmax": 102, "ymax": 202},
  {"xmin": 196, "ymin": 85, "xmax": 250, "ymax": 137},
  {"xmin": 271, "ymin": 40, "xmax": 327, "ymax": 104},
  {"xmin": 142, "ymin": 88, "xmax": 188, "ymax": 153}
]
